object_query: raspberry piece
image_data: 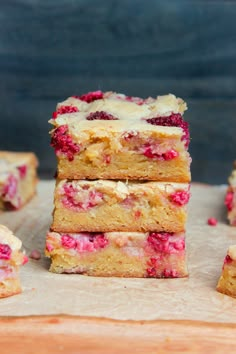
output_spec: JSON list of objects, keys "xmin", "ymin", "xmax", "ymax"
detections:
[
  {"xmin": 93, "ymin": 234, "xmax": 109, "ymax": 249},
  {"xmin": 46, "ymin": 243, "xmax": 54, "ymax": 252},
  {"xmin": 62, "ymin": 183, "xmax": 103, "ymax": 211},
  {"xmin": 147, "ymin": 232, "xmax": 171, "ymax": 253},
  {"xmin": 104, "ymin": 155, "xmax": 111, "ymax": 164},
  {"xmin": 61, "ymin": 234, "xmax": 77, "ymax": 249},
  {"xmin": 173, "ymin": 239, "xmax": 185, "ymax": 251},
  {"xmin": 86, "ymin": 111, "xmax": 118, "ymax": 121},
  {"xmin": 225, "ymin": 191, "xmax": 234, "ymax": 211},
  {"xmin": 50, "ymin": 125, "xmax": 80, "ymax": 161},
  {"xmin": 143, "ymin": 145, "xmax": 178, "ymax": 161},
  {"xmin": 29, "ymin": 249, "xmax": 41, "ymax": 260},
  {"xmin": 170, "ymin": 190, "xmax": 190, "ymax": 206},
  {"xmin": 125, "ymin": 95, "xmax": 144, "ymax": 105},
  {"xmin": 207, "ymin": 217, "xmax": 218, "ymax": 226},
  {"xmin": 73, "ymin": 90, "xmax": 103, "ymax": 103},
  {"xmin": 22, "ymin": 255, "xmax": 29, "ymax": 265},
  {"xmin": 147, "ymin": 232, "xmax": 185, "ymax": 254},
  {"xmin": 146, "ymin": 113, "xmax": 190, "ymax": 148},
  {"xmin": 224, "ymin": 254, "xmax": 233, "ymax": 265},
  {"xmin": 162, "ymin": 269, "xmax": 178, "ymax": 278},
  {"xmin": 0, "ymin": 244, "xmax": 12, "ymax": 260},
  {"xmin": 146, "ymin": 267, "xmax": 156, "ymax": 277},
  {"xmin": 2, "ymin": 174, "xmax": 18, "ymax": 200},
  {"xmin": 134, "ymin": 210, "xmax": 141, "ymax": 219},
  {"xmin": 17, "ymin": 165, "xmax": 27, "ymax": 179},
  {"xmin": 162, "ymin": 150, "xmax": 179, "ymax": 160},
  {"xmin": 52, "ymin": 111, "xmax": 58, "ymax": 119},
  {"xmin": 52, "ymin": 105, "xmax": 79, "ymax": 119}
]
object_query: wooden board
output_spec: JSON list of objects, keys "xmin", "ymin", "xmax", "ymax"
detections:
[{"xmin": 0, "ymin": 181, "xmax": 236, "ymax": 352}]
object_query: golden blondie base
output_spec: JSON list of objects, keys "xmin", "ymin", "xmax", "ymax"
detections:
[
  {"xmin": 52, "ymin": 180, "xmax": 189, "ymax": 233},
  {"xmin": 217, "ymin": 245, "xmax": 236, "ymax": 298},
  {"xmin": 46, "ymin": 231, "xmax": 188, "ymax": 278},
  {"xmin": 56, "ymin": 151, "xmax": 191, "ymax": 182},
  {"xmin": 0, "ymin": 151, "xmax": 38, "ymax": 210}
]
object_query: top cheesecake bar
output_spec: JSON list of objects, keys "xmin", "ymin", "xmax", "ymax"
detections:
[{"xmin": 50, "ymin": 91, "xmax": 191, "ymax": 182}]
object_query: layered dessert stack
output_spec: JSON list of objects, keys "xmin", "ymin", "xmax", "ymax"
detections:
[{"xmin": 46, "ymin": 91, "xmax": 191, "ymax": 278}]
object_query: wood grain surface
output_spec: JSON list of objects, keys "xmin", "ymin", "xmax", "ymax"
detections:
[
  {"xmin": 0, "ymin": 1, "xmax": 236, "ymax": 183},
  {"xmin": 0, "ymin": 315, "xmax": 236, "ymax": 354}
]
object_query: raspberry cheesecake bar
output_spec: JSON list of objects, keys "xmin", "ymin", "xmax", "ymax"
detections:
[
  {"xmin": 0, "ymin": 224, "xmax": 28, "ymax": 298},
  {"xmin": 50, "ymin": 91, "xmax": 191, "ymax": 182},
  {"xmin": 217, "ymin": 245, "xmax": 236, "ymax": 298},
  {"xmin": 225, "ymin": 162, "xmax": 236, "ymax": 225},
  {"xmin": 52, "ymin": 179, "xmax": 190, "ymax": 233},
  {"xmin": 0, "ymin": 151, "xmax": 38, "ymax": 210},
  {"xmin": 45, "ymin": 230, "xmax": 187, "ymax": 278}
]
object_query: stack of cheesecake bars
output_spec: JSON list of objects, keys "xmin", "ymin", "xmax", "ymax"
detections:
[{"xmin": 45, "ymin": 91, "xmax": 191, "ymax": 278}]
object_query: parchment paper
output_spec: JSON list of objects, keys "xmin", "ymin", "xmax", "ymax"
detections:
[{"xmin": 0, "ymin": 181, "xmax": 235, "ymax": 322}]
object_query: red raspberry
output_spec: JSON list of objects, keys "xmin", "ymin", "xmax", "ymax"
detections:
[
  {"xmin": 93, "ymin": 234, "xmax": 109, "ymax": 249},
  {"xmin": 29, "ymin": 249, "xmax": 41, "ymax": 260},
  {"xmin": 17, "ymin": 165, "xmax": 27, "ymax": 179},
  {"xmin": 224, "ymin": 254, "xmax": 233, "ymax": 264},
  {"xmin": 2, "ymin": 175, "xmax": 18, "ymax": 199},
  {"xmin": 143, "ymin": 145, "xmax": 178, "ymax": 161},
  {"xmin": 50, "ymin": 125, "xmax": 80, "ymax": 161},
  {"xmin": 207, "ymin": 217, "xmax": 218, "ymax": 226},
  {"xmin": 52, "ymin": 105, "xmax": 79, "ymax": 119},
  {"xmin": 147, "ymin": 232, "xmax": 172, "ymax": 253},
  {"xmin": 61, "ymin": 234, "xmax": 77, "ymax": 249},
  {"xmin": 0, "ymin": 244, "xmax": 12, "ymax": 260},
  {"xmin": 225, "ymin": 191, "xmax": 233, "ymax": 211},
  {"xmin": 147, "ymin": 232, "xmax": 185, "ymax": 254},
  {"xmin": 170, "ymin": 191, "xmax": 190, "ymax": 206},
  {"xmin": 86, "ymin": 111, "xmax": 118, "ymax": 120},
  {"xmin": 22, "ymin": 255, "xmax": 29, "ymax": 265},
  {"xmin": 146, "ymin": 113, "xmax": 190, "ymax": 148},
  {"xmin": 162, "ymin": 269, "xmax": 178, "ymax": 278},
  {"xmin": 73, "ymin": 90, "xmax": 103, "ymax": 103},
  {"xmin": 146, "ymin": 267, "xmax": 156, "ymax": 277}
]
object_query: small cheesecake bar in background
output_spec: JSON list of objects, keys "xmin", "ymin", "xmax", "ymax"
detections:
[
  {"xmin": 52, "ymin": 179, "xmax": 190, "ymax": 233},
  {"xmin": 50, "ymin": 91, "xmax": 191, "ymax": 182},
  {"xmin": 45, "ymin": 230, "xmax": 187, "ymax": 278},
  {"xmin": 0, "ymin": 151, "xmax": 38, "ymax": 210},
  {"xmin": 0, "ymin": 224, "xmax": 28, "ymax": 298},
  {"xmin": 225, "ymin": 162, "xmax": 236, "ymax": 225},
  {"xmin": 217, "ymin": 245, "xmax": 236, "ymax": 298}
]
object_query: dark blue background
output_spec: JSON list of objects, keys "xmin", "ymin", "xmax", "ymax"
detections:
[{"xmin": 0, "ymin": 0, "xmax": 235, "ymax": 183}]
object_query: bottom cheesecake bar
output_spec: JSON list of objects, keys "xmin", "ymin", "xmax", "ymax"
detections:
[
  {"xmin": 0, "ymin": 224, "xmax": 28, "ymax": 298},
  {"xmin": 217, "ymin": 245, "xmax": 236, "ymax": 298},
  {"xmin": 45, "ymin": 231, "xmax": 188, "ymax": 278}
]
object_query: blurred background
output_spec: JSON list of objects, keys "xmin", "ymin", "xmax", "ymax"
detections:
[{"xmin": 0, "ymin": 0, "xmax": 235, "ymax": 183}]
